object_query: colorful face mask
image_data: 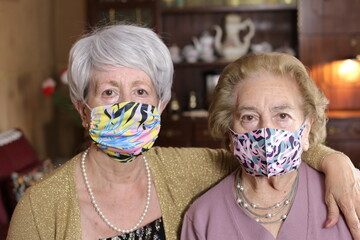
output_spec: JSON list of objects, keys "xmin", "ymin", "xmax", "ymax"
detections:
[
  {"xmin": 230, "ymin": 122, "xmax": 306, "ymax": 177},
  {"xmin": 89, "ymin": 101, "xmax": 161, "ymax": 162}
]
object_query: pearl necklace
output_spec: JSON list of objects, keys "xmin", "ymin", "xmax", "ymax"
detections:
[
  {"xmin": 81, "ymin": 148, "xmax": 151, "ymax": 233},
  {"xmin": 235, "ymin": 170, "xmax": 298, "ymax": 224}
]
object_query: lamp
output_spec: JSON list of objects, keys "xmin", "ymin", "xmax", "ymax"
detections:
[{"xmin": 336, "ymin": 55, "xmax": 360, "ymax": 83}]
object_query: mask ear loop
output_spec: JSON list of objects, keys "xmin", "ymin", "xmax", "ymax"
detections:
[
  {"xmin": 84, "ymin": 102, "xmax": 93, "ymax": 112},
  {"xmin": 157, "ymin": 100, "xmax": 162, "ymax": 114},
  {"xmin": 82, "ymin": 102, "xmax": 93, "ymax": 129}
]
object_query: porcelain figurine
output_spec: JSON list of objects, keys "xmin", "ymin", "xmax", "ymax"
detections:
[
  {"xmin": 275, "ymin": 43, "xmax": 296, "ymax": 56},
  {"xmin": 193, "ymin": 30, "xmax": 216, "ymax": 62},
  {"xmin": 169, "ymin": 44, "xmax": 182, "ymax": 63},
  {"xmin": 214, "ymin": 14, "xmax": 255, "ymax": 61},
  {"xmin": 182, "ymin": 44, "xmax": 199, "ymax": 63},
  {"xmin": 251, "ymin": 41, "xmax": 273, "ymax": 54}
]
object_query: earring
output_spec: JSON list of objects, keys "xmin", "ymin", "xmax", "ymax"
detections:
[{"xmin": 84, "ymin": 123, "xmax": 89, "ymax": 128}]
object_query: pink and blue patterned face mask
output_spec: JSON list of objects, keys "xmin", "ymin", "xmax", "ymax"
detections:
[
  {"xmin": 230, "ymin": 122, "xmax": 307, "ymax": 177},
  {"xmin": 89, "ymin": 101, "xmax": 161, "ymax": 163}
]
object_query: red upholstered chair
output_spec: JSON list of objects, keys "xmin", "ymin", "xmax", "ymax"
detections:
[
  {"xmin": 0, "ymin": 192, "xmax": 7, "ymax": 227},
  {"xmin": 0, "ymin": 193, "xmax": 8, "ymax": 238},
  {"xmin": 0, "ymin": 129, "xmax": 41, "ymax": 237},
  {"xmin": 0, "ymin": 129, "xmax": 40, "ymax": 179}
]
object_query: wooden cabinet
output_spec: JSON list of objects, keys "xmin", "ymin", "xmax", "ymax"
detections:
[
  {"xmin": 86, "ymin": 1, "xmax": 299, "ymax": 111},
  {"xmin": 326, "ymin": 111, "xmax": 360, "ymax": 168},
  {"xmin": 156, "ymin": 112, "xmax": 360, "ymax": 169},
  {"xmin": 87, "ymin": 0, "xmax": 161, "ymax": 32},
  {"xmin": 298, "ymin": 0, "xmax": 360, "ymax": 35},
  {"xmin": 298, "ymin": 0, "xmax": 360, "ymax": 65},
  {"xmin": 298, "ymin": 0, "xmax": 360, "ymax": 111},
  {"xmin": 156, "ymin": 116, "xmax": 224, "ymax": 148},
  {"xmin": 300, "ymin": 34, "xmax": 360, "ymax": 66},
  {"xmin": 85, "ymin": 1, "xmax": 360, "ymax": 167},
  {"xmin": 161, "ymin": 4, "xmax": 298, "ymax": 110}
]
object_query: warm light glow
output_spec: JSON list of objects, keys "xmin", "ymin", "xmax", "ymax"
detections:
[{"xmin": 338, "ymin": 59, "xmax": 360, "ymax": 83}]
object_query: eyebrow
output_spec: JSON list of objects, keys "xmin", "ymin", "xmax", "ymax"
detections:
[
  {"xmin": 131, "ymin": 80, "xmax": 154, "ymax": 93},
  {"xmin": 236, "ymin": 106, "xmax": 258, "ymax": 113},
  {"xmin": 270, "ymin": 104, "xmax": 296, "ymax": 112},
  {"xmin": 235, "ymin": 104, "xmax": 295, "ymax": 114},
  {"xmin": 131, "ymin": 80, "xmax": 152, "ymax": 88},
  {"xmin": 94, "ymin": 80, "xmax": 119, "ymax": 94}
]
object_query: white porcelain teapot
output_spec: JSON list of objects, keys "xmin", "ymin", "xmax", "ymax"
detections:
[
  {"xmin": 214, "ymin": 14, "xmax": 255, "ymax": 61},
  {"xmin": 192, "ymin": 30, "xmax": 216, "ymax": 62}
]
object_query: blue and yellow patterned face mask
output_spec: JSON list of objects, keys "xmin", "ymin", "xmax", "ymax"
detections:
[{"xmin": 88, "ymin": 101, "xmax": 161, "ymax": 162}]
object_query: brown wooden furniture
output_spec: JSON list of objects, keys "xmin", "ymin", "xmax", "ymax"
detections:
[
  {"xmin": 326, "ymin": 111, "xmax": 360, "ymax": 168},
  {"xmin": 87, "ymin": 1, "xmax": 299, "ymax": 110},
  {"xmin": 87, "ymin": 0, "xmax": 161, "ymax": 32},
  {"xmin": 161, "ymin": 3, "xmax": 298, "ymax": 110},
  {"xmin": 298, "ymin": 0, "xmax": 360, "ymax": 110},
  {"xmin": 298, "ymin": 0, "xmax": 360, "ymax": 166},
  {"xmin": 156, "ymin": 113, "xmax": 360, "ymax": 168},
  {"xmin": 156, "ymin": 116, "xmax": 224, "ymax": 148},
  {"xmin": 299, "ymin": 0, "xmax": 360, "ymax": 65},
  {"xmin": 86, "ymin": 1, "xmax": 360, "ymax": 166}
]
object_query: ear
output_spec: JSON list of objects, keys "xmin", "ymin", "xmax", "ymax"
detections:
[
  {"xmin": 158, "ymin": 100, "xmax": 169, "ymax": 114},
  {"xmin": 301, "ymin": 118, "xmax": 313, "ymax": 152},
  {"xmin": 75, "ymin": 101, "xmax": 90, "ymax": 128},
  {"xmin": 228, "ymin": 130, "xmax": 234, "ymax": 152}
]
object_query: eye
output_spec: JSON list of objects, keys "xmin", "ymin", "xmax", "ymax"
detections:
[
  {"xmin": 242, "ymin": 115, "xmax": 254, "ymax": 121},
  {"xmin": 103, "ymin": 89, "xmax": 114, "ymax": 96},
  {"xmin": 237, "ymin": 113, "xmax": 259, "ymax": 131},
  {"xmin": 279, "ymin": 113, "xmax": 288, "ymax": 119},
  {"xmin": 137, "ymin": 89, "xmax": 147, "ymax": 96}
]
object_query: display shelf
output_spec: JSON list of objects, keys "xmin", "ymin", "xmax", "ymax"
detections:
[
  {"xmin": 174, "ymin": 61, "xmax": 231, "ymax": 68},
  {"xmin": 161, "ymin": 3, "xmax": 297, "ymax": 14}
]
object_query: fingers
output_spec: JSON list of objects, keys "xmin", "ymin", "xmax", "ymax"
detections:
[
  {"xmin": 324, "ymin": 194, "xmax": 340, "ymax": 228},
  {"xmin": 339, "ymin": 203, "xmax": 360, "ymax": 240},
  {"xmin": 321, "ymin": 152, "xmax": 360, "ymax": 239},
  {"xmin": 331, "ymin": 192, "xmax": 360, "ymax": 240}
]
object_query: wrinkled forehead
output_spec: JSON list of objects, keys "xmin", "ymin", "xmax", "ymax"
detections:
[
  {"xmin": 231, "ymin": 73, "xmax": 304, "ymax": 113},
  {"xmin": 90, "ymin": 66, "xmax": 153, "ymax": 85}
]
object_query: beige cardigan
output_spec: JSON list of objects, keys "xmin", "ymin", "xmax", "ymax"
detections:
[{"xmin": 6, "ymin": 145, "xmax": 332, "ymax": 240}]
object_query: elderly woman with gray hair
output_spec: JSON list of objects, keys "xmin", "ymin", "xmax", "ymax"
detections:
[
  {"xmin": 7, "ymin": 25, "xmax": 360, "ymax": 240},
  {"xmin": 181, "ymin": 52, "xmax": 358, "ymax": 239}
]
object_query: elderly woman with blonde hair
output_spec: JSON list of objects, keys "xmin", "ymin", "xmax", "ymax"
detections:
[{"xmin": 181, "ymin": 52, "xmax": 357, "ymax": 239}]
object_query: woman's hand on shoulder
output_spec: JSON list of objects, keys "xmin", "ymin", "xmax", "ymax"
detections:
[{"xmin": 322, "ymin": 152, "xmax": 360, "ymax": 240}]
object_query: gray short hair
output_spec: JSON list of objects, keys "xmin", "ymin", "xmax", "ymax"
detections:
[{"xmin": 67, "ymin": 24, "xmax": 174, "ymax": 106}]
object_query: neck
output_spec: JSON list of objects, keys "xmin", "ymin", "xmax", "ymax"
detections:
[
  {"xmin": 235, "ymin": 168, "xmax": 299, "ymax": 231},
  {"xmin": 239, "ymin": 168, "xmax": 298, "ymax": 208},
  {"xmin": 86, "ymin": 144, "xmax": 147, "ymax": 188},
  {"xmin": 241, "ymin": 169, "xmax": 297, "ymax": 193}
]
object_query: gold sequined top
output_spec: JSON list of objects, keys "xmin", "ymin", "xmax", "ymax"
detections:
[{"xmin": 6, "ymin": 145, "xmax": 334, "ymax": 240}]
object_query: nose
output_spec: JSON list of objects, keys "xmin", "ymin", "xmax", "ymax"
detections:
[
  {"xmin": 117, "ymin": 90, "xmax": 132, "ymax": 103},
  {"xmin": 259, "ymin": 117, "xmax": 275, "ymax": 129}
]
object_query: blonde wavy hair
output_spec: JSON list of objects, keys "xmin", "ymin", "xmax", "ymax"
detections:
[{"xmin": 208, "ymin": 52, "xmax": 329, "ymax": 149}]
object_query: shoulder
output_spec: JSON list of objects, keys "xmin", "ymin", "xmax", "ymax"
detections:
[
  {"xmin": 301, "ymin": 162, "xmax": 324, "ymax": 182},
  {"xmin": 8, "ymin": 154, "xmax": 81, "ymax": 238},
  {"xmin": 147, "ymin": 146, "xmax": 229, "ymax": 161},
  {"xmin": 147, "ymin": 146, "xmax": 235, "ymax": 174},
  {"xmin": 19, "ymin": 153, "xmax": 79, "ymax": 209},
  {"xmin": 185, "ymin": 171, "xmax": 236, "ymax": 218}
]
